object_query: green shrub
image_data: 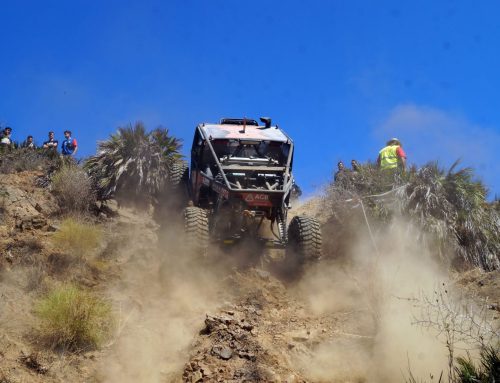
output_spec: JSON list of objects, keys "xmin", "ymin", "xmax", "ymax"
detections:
[
  {"xmin": 52, "ymin": 219, "xmax": 102, "ymax": 258},
  {"xmin": 35, "ymin": 284, "xmax": 113, "ymax": 351},
  {"xmin": 455, "ymin": 346, "xmax": 500, "ymax": 383},
  {"xmin": 51, "ymin": 163, "xmax": 95, "ymax": 213}
]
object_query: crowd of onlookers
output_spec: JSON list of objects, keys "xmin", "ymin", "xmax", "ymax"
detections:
[
  {"xmin": 334, "ymin": 138, "xmax": 407, "ymax": 182},
  {"xmin": 0, "ymin": 127, "xmax": 78, "ymax": 156}
]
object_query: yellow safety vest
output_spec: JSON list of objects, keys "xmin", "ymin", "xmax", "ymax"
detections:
[{"xmin": 379, "ymin": 145, "xmax": 400, "ymax": 170}]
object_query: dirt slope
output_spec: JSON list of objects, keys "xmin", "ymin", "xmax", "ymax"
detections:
[
  {"xmin": 181, "ymin": 269, "xmax": 372, "ymax": 383},
  {"xmin": 0, "ymin": 172, "xmax": 498, "ymax": 382}
]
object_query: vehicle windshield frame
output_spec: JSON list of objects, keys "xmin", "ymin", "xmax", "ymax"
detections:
[{"xmin": 211, "ymin": 138, "xmax": 291, "ymax": 166}]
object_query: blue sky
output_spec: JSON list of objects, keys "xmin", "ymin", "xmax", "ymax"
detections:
[{"xmin": 1, "ymin": 1, "xmax": 499, "ymax": 197}]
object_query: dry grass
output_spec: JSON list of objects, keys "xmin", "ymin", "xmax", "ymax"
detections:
[
  {"xmin": 0, "ymin": 188, "xmax": 7, "ymax": 216},
  {"xmin": 52, "ymin": 219, "xmax": 102, "ymax": 258},
  {"xmin": 35, "ymin": 284, "xmax": 113, "ymax": 351},
  {"xmin": 0, "ymin": 148, "xmax": 59, "ymax": 174},
  {"xmin": 25, "ymin": 264, "xmax": 47, "ymax": 292},
  {"xmin": 13, "ymin": 237, "xmax": 44, "ymax": 265},
  {"xmin": 51, "ymin": 163, "xmax": 96, "ymax": 213}
]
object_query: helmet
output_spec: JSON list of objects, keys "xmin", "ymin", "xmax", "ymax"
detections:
[{"xmin": 386, "ymin": 137, "xmax": 401, "ymax": 146}]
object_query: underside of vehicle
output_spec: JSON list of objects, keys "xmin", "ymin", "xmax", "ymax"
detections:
[{"xmin": 181, "ymin": 117, "xmax": 322, "ymax": 265}]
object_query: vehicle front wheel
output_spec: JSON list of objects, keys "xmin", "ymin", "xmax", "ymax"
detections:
[{"xmin": 286, "ymin": 215, "xmax": 322, "ymax": 265}]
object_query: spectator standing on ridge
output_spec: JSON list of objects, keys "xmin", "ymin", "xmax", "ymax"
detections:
[
  {"xmin": 21, "ymin": 135, "xmax": 36, "ymax": 149},
  {"xmin": 43, "ymin": 131, "xmax": 59, "ymax": 151},
  {"xmin": 351, "ymin": 159, "xmax": 361, "ymax": 172},
  {"xmin": 61, "ymin": 130, "xmax": 78, "ymax": 156},
  {"xmin": 334, "ymin": 160, "xmax": 347, "ymax": 181},
  {"xmin": 0, "ymin": 127, "xmax": 14, "ymax": 151},
  {"xmin": 377, "ymin": 138, "xmax": 407, "ymax": 172}
]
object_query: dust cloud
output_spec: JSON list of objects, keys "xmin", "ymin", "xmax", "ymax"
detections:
[
  {"xmin": 97, "ymin": 215, "xmax": 231, "ymax": 383},
  {"xmin": 293, "ymin": 218, "xmax": 450, "ymax": 382},
  {"xmin": 97, "ymin": 205, "xmax": 460, "ymax": 382}
]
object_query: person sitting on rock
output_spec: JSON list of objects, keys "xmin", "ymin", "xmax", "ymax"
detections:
[
  {"xmin": 61, "ymin": 130, "xmax": 78, "ymax": 156},
  {"xmin": 42, "ymin": 131, "xmax": 59, "ymax": 151}
]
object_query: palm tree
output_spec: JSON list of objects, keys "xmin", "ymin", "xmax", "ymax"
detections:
[
  {"xmin": 325, "ymin": 161, "xmax": 500, "ymax": 270},
  {"xmin": 403, "ymin": 162, "xmax": 499, "ymax": 270},
  {"xmin": 84, "ymin": 122, "xmax": 183, "ymax": 202}
]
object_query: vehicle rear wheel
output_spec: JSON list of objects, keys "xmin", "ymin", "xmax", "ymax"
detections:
[
  {"xmin": 184, "ymin": 206, "xmax": 209, "ymax": 257},
  {"xmin": 286, "ymin": 215, "xmax": 322, "ymax": 264},
  {"xmin": 169, "ymin": 160, "xmax": 189, "ymax": 188},
  {"xmin": 156, "ymin": 160, "xmax": 189, "ymax": 222},
  {"xmin": 168, "ymin": 160, "xmax": 189, "ymax": 205}
]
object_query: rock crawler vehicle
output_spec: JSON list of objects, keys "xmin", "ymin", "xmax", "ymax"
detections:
[{"xmin": 176, "ymin": 117, "xmax": 322, "ymax": 264}]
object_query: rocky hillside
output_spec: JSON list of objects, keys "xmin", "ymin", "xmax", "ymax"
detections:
[
  {"xmin": 0, "ymin": 170, "xmax": 498, "ymax": 383},
  {"xmin": 0, "ymin": 171, "xmax": 59, "ymax": 232}
]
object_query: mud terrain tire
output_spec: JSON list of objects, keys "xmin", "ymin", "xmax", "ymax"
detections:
[
  {"xmin": 169, "ymin": 160, "xmax": 189, "ymax": 187},
  {"xmin": 184, "ymin": 207, "xmax": 209, "ymax": 257},
  {"xmin": 156, "ymin": 160, "xmax": 189, "ymax": 220},
  {"xmin": 287, "ymin": 215, "xmax": 322, "ymax": 263}
]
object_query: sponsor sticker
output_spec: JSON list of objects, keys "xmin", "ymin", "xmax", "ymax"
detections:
[{"xmin": 242, "ymin": 193, "xmax": 272, "ymax": 206}]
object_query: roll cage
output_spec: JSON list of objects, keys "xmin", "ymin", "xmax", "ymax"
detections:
[{"xmin": 190, "ymin": 123, "xmax": 295, "ymax": 195}]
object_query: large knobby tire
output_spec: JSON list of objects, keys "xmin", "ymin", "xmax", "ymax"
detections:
[
  {"xmin": 157, "ymin": 160, "xmax": 189, "ymax": 219},
  {"xmin": 169, "ymin": 160, "xmax": 189, "ymax": 188},
  {"xmin": 287, "ymin": 215, "xmax": 322, "ymax": 264},
  {"xmin": 184, "ymin": 207, "xmax": 209, "ymax": 257}
]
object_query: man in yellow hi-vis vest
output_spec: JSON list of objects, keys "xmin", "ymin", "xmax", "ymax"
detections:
[{"xmin": 377, "ymin": 138, "xmax": 407, "ymax": 171}]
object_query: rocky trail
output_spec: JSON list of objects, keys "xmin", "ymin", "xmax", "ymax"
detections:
[
  {"xmin": 94, "ymin": 206, "xmax": 372, "ymax": 383},
  {"xmin": 181, "ymin": 269, "xmax": 372, "ymax": 383}
]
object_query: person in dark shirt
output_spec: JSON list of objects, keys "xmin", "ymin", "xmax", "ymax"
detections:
[
  {"xmin": 42, "ymin": 131, "xmax": 59, "ymax": 151},
  {"xmin": 334, "ymin": 161, "xmax": 346, "ymax": 181},
  {"xmin": 351, "ymin": 159, "xmax": 361, "ymax": 172},
  {"xmin": 22, "ymin": 135, "xmax": 36, "ymax": 149},
  {"xmin": 61, "ymin": 130, "xmax": 78, "ymax": 156}
]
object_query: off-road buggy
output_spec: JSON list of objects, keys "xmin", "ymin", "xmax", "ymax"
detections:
[{"xmin": 176, "ymin": 117, "xmax": 321, "ymax": 265}]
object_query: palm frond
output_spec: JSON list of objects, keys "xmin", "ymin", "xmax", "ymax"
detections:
[
  {"xmin": 84, "ymin": 121, "xmax": 182, "ymax": 202},
  {"xmin": 324, "ymin": 160, "xmax": 500, "ymax": 270},
  {"xmin": 455, "ymin": 346, "xmax": 500, "ymax": 383}
]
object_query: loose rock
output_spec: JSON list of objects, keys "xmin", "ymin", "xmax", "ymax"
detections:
[{"xmin": 212, "ymin": 345, "xmax": 233, "ymax": 360}]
